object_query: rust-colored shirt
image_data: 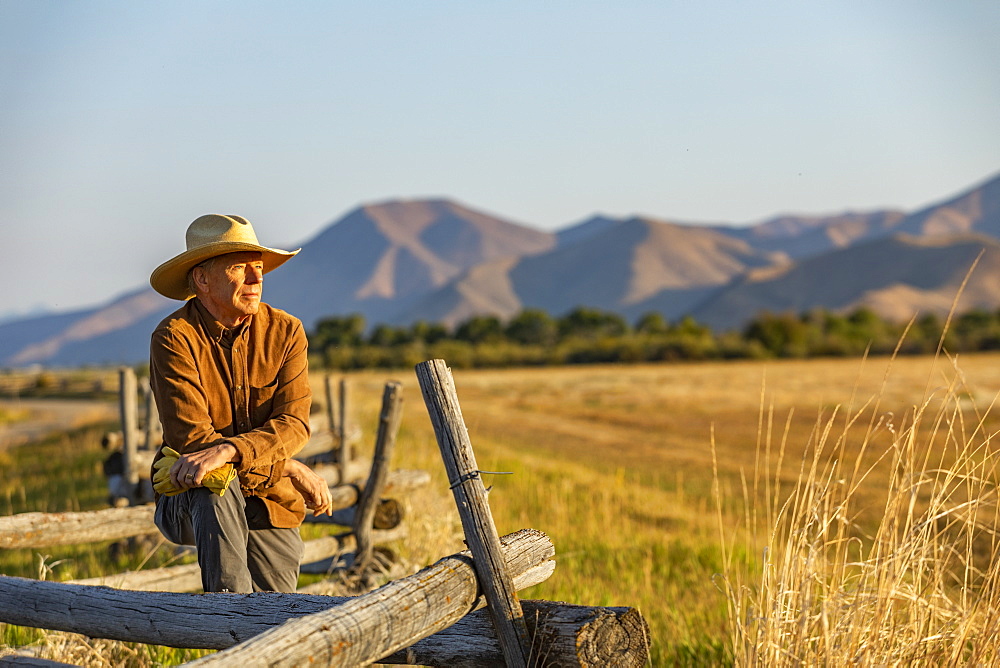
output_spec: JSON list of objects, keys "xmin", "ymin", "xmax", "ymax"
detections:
[{"xmin": 150, "ymin": 298, "xmax": 312, "ymax": 528}]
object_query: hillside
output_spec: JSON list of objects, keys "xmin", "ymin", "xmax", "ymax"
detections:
[
  {"xmin": 690, "ymin": 233, "xmax": 1000, "ymax": 331},
  {"xmin": 263, "ymin": 198, "xmax": 556, "ymax": 327},
  {"xmin": 512, "ymin": 216, "xmax": 788, "ymax": 321},
  {"xmin": 717, "ymin": 210, "xmax": 907, "ymax": 260},
  {"xmin": 2, "ymin": 170, "xmax": 999, "ymax": 366}
]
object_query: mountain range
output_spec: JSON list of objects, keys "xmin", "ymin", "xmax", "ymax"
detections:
[{"xmin": 3, "ymin": 170, "xmax": 999, "ymax": 367}]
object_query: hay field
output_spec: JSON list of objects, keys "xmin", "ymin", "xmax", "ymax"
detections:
[{"xmin": 333, "ymin": 352, "xmax": 1000, "ymax": 664}]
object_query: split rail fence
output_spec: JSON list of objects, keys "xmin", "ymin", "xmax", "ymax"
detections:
[{"xmin": 0, "ymin": 360, "xmax": 649, "ymax": 666}]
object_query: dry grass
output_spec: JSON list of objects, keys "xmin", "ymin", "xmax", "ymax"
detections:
[
  {"xmin": 9, "ymin": 353, "xmax": 1000, "ymax": 664},
  {"xmin": 0, "ymin": 407, "xmax": 28, "ymax": 425},
  {"xmin": 323, "ymin": 353, "xmax": 1000, "ymax": 664},
  {"xmin": 717, "ymin": 351, "xmax": 1000, "ymax": 665}
]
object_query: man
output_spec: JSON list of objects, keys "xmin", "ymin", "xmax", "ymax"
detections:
[{"xmin": 149, "ymin": 213, "xmax": 331, "ymax": 593}]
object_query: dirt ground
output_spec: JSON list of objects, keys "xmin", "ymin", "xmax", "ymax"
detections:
[{"xmin": 0, "ymin": 398, "xmax": 118, "ymax": 450}]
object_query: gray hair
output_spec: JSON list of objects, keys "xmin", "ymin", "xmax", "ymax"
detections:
[{"xmin": 186, "ymin": 256, "xmax": 224, "ymax": 296}]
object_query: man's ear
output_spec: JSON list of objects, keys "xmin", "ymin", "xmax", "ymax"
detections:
[{"xmin": 191, "ymin": 265, "xmax": 209, "ymax": 292}]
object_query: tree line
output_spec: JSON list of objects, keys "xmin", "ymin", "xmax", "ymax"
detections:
[{"xmin": 307, "ymin": 306, "xmax": 1000, "ymax": 370}]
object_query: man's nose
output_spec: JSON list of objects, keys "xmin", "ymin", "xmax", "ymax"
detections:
[{"xmin": 247, "ymin": 266, "xmax": 264, "ymax": 283}]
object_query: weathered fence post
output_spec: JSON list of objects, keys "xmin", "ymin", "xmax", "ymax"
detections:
[
  {"xmin": 338, "ymin": 377, "xmax": 350, "ymax": 482},
  {"xmin": 353, "ymin": 381, "xmax": 403, "ymax": 571},
  {"xmin": 117, "ymin": 367, "xmax": 139, "ymax": 505},
  {"xmin": 415, "ymin": 359, "xmax": 531, "ymax": 668},
  {"xmin": 323, "ymin": 373, "xmax": 337, "ymax": 437},
  {"xmin": 141, "ymin": 375, "xmax": 161, "ymax": 450}
]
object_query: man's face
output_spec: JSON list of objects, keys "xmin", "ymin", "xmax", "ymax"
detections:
[{"xmin": 194, "ymin": 251, "xmax": 264, "ymax": 327}]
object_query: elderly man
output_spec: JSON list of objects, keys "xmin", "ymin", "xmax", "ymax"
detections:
[{"xmin": 148, "ymin": 213, "xmax": 331, "ymax": 593}]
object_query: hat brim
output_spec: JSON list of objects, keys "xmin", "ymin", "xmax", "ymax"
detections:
[{"xmin": 150, "ymin": 241, "xmax": 300, "ymax": 300}]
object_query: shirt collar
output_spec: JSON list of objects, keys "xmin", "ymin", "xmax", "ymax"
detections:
[{"xmin": 192, "ymin": 298, "xmax": 251, "ymax": 345}]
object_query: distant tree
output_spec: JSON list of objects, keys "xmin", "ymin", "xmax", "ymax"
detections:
[
  {"xmin": 635, "ymin": 311, "xmax": 669, "ymax": 335},
  {"xmin": 311, "ymin": 313, "xmax": 366, "ymax": 350},
  {"xmin": 669, "ymin": 315, "xmax": 710, "ymax": 339},
  {"xmin": 743, "ymin": 311, "xmax": 811, "ymax": 357},
  {"xmin": 955, "ymin": 308, "xmax": 993, "ymax": 334},
  {"xmin": 907, "ymin": 312, "xmax": 945, "ymax": 353},
  {"xmin": 368, "ymin": 324, "xmax": 408, "ymax": 346},
  {"xmin": 953, "ymin": 308, "xmax": 1000, "ymax": 351},
  {"xmin": 505, "ymin": 308, "xmax": 558, "ymax": 346},
  {"xmin": 454, "ymin": 315, "xmax": 504, "ymax": 344},
  {"xmin": 845, "ymin": 307, "xmax": 891, "ymax": 352},
  {"xmin": 558, "ymin": 307, "xmax": 629, "ymax": 340},
  {"xmin": 409, "ymin": 320, "xmax": 449, "ymax": 344}
]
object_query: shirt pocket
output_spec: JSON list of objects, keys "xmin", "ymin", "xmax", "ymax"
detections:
[{"xmin": 249, "ymin": 374, "xmax": 279, "ymax": 425}]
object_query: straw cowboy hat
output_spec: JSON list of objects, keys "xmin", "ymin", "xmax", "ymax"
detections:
[{"xmin": 150, "ymin": 214, "xmax": 300, "ymax": 300}]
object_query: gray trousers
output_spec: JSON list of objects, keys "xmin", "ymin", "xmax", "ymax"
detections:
[{"xmin": 154, "ymin": 487, "xmax": 304, "ymax": 593}]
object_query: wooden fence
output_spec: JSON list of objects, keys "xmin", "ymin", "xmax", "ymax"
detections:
[{"xmin": 0, "ymin": 361, "xmax": 649, "ymax": 666}]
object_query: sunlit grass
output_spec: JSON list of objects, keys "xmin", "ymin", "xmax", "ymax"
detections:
[
  {"xmin": 0, "ymin": 423, "xmax": 214, "ymax": 663},
  {"xmin": 717, "ymin": 351, "xmax": 1000, "ymax": 664},
  {"xmin": 0, "ymin": 407, "xmax": 28, "ymax": 425},
  {"xmin": 7, "ymin": 354, "xmax": 1000, "ymax": 664}
]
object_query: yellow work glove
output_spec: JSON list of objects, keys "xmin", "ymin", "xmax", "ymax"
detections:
[
  {"xmin": 152, "ymin": 447, "xmax": 183, "ymax": 496},
  {"xmin": 152, "ymin": 446, "xmax": 238, "ymax": 497},
  {"xmin": 202, "ymin": 463, "xmax": 238, "ymax": 496}
]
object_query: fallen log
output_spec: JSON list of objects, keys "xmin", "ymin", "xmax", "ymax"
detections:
[
  {"xmin": 1, "ymin": 470, "xmax": 428, "ymax": 549},
  {"xmin": 67, "ymin": 528, "xmax": 409, "ymax": 592},
  {"xmin": 0, "ymin": 529, "xmax": 553, "ymax": 655},
  {"xmin": 379, "ymin": 600, "xmax": 651, "ymax": 667},
  {"xmin": 187, "ymin": 528, "xmax": 553, "ymax": 666}
]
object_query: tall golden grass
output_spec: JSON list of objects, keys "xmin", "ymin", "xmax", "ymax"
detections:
[
  {"xmin": 717, "ymin": 349, "xmax": 1000, "ymax": 665},
  {"xmin": 322, "ymin": 350, "xmax": 1000, "ymax": 664}
]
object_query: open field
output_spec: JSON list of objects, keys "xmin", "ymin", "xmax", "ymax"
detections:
[
  {"xmin": 0, "ymin": 399, "xmax": 118, "ymax": 450},
  {"xmin": 4, "ymin": 351, "xmax": 1000, "ymax": 664},
  {"xmin": 323, "ymin": 351, "xmax": 1000, "ymax": 663}
]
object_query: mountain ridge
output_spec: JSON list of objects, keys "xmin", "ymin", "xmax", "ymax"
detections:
[{"xmin": 3, "ymin": 170, "xmax": 999, "ymax": 366}]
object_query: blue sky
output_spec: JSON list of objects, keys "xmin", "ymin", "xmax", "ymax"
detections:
[{"xmin": 2, "ymin": 1, "xmax": 998, "ymax": 318}]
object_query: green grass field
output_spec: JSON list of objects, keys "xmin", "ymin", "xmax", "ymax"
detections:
[{"xmin": 4, "ymin": 352, "xmax": 1000, "ymax": 665}]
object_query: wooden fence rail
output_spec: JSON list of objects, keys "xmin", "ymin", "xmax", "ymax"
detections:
[
  {"xmin": 0, "ymin": 530, "xmax": 596, "ymax": 666},
  {"xmin": 0, "ymin": 469, "xmax": 428, "ymax": 550},
  {"xmin": 65, "ymin": 528, "xmax": 408, "ymax": 592}
]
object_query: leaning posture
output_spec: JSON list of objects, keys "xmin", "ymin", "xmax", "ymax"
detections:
[{"xmin": 148, "ymin": 214, "xmax": 329, "ymax": 593}]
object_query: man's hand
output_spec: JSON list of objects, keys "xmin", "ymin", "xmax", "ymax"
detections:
[
  {"xmin": 284, "ymin": 459, "xmax": 334, "ymax": 516},
  {"xmin": 171, "ymin": 442, "xmax": 239, "ymax": 490}
]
